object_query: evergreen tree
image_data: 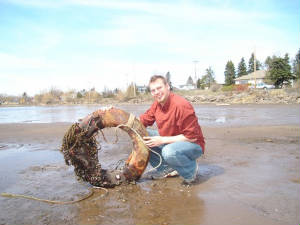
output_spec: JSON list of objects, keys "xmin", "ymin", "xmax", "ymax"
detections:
[
  {"xmin": 20, "ymin": 92, "xmax": 29, "ymax": 104},
  {"xmin": 292, "ymin": 49, "xmax": 300, "ymax": 79},
  {"xmin": 284, "ymin": 53, "xmax": 290, "ymax": 66},
  {"xmin": 264, "ymin": 56, "xmax": 273, "ymax": 70},
  {"xmin": 165, "ymin": 71, "xmax": 173, "ymax": 90},
  {"xmin": 248, "ymin": 53, "xmax": 262, "ymax": 73},
  {"xmin": 267, "ymin": 55, "xmax": 294, "ymax": 87},
  {"xmin": 201, "ymin": 67, "xmax": 216, "ymax": 88},
  {"xmin": 224, "ymin": 61, "xmax": 236, "ymax": 85},
  {"xmin": 196, "ymin": 78, "xmax": 203, "ymax": 89},
  {"xmin": 237, "ymin": 57, "xmax": 247, "ymax": 77},
  {"xmin": 22, "ymin": 92, "xmax": 28, "ymax": 98},
  {"xmin": 186, "ymin": 76, "xmax": 194, "ymax": 85}
]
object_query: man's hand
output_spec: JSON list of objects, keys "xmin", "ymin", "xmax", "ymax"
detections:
[
  {"xmin": 143, "ymin": 136, "xmax": 165, "ymax": 148},
  {"xmin": 143, "ymin": 134, "xmax": 196, "ymax": 148}
]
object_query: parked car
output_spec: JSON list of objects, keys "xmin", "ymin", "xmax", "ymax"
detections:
[{"xmin": 249, "ymin": 82, "xmax": 275, "ymax": 90}]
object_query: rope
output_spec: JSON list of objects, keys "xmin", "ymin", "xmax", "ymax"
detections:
[
  {"xmin": 115, "ymin": 123, "xmax": 162, "ymax": 173},
  {"xmin": 1, "ymin": 186, "xmax": 108, "ymax": 205},
  {"xmin": 97, "ymin": 113, "xmax": 162, "ymax": 173},
  {"xmin": 1, "ymin": 114, "xmax": 162, "ymax": 204},
  {"xmin": 126, "ymin": 113, "xmax": 136, "ymax": 128},
  {"xmin": 1, "ymin": 122, "xmax": 110, "ymax": 205}
]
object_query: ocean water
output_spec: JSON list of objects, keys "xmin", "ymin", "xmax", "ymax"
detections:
[{"xmin": 0, "ymin": 104, "xmax": 299, "ymax": 127}]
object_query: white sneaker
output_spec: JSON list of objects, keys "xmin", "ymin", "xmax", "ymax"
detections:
[
  {"xmin": 163, "ymin": 170, "xmax": 179, "ymax": 178},
  {"xmin": 192, "ymin": 161, "xmax": 198, "ymax": 180},
  {"xmin": 193, "ymin": 163, "xmax": 199, "ymax": 179}
]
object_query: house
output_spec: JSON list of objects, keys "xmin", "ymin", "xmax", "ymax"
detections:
[
  {"xmin": 235, "ymin": 70, "xmax": 267, "ymax": 85},
  {"xmin": 177, "ymin": 84, "xmax": 196, "ymax": 90},
  {"xmin": 136, "ymin": 85, "xmax": 148, "ymax": 93},
  {"xmin": 177, "ymin": 75, "xmax": 196, "ymax": 90}
]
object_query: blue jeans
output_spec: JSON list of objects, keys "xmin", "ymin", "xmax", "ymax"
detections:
[{"xmin": 147, "ymin": 129, "xmax": 203, "ymax": 181}]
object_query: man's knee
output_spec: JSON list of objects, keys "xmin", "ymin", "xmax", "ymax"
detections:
[
  {"xmin": 162, "ymin": 142, "xmax": 202, "ymax": 163},
  {"xmin": 161, "ymin": 145, "xmax": 177, "ymax": 162}
]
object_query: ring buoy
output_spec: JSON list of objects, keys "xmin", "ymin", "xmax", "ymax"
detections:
[{"xmin": 60, "ymin": 107, "xmax": 150, "ymax": 188}]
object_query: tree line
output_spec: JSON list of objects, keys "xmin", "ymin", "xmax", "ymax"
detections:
[
  {"xmin": 184, "ymin": 49, "xmax": 299, "ymax": 89},
  {"xmin": 224, "ymin": 49, "xmax": 300, "ymax": 87},
  {"xmin": 0, "ymin": 83, "xmax": 144, "ymax": 105}
]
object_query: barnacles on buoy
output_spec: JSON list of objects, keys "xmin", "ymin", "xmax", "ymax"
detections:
[{"xmin": 61, "ymin": 107, "xmax": 149, "ymax": 188}]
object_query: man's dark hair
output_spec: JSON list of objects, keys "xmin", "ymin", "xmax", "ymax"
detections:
[{"xmin": 149, "ymin": 75, "xmax": 167, "ymax": 85}]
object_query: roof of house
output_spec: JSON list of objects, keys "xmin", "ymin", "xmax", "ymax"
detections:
[{"xmin": 235, "ymin": 70, "xmax": 266, "ymax": 81}]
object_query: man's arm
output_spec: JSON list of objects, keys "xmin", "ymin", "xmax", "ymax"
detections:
[
  {"xmin": 139, "ymin": 104, "xmax": 156, "ymax": 127},
  {"xmin": 143, "ymin": 135, "xmax": 196, "ymax": 148}
]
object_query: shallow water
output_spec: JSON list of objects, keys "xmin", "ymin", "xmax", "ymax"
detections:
[
  {"xmin": 1, "ymin": 124, "xmax": 298, "ymax": 225},
  {"xmin": 0, "ymin": 104, "xmax": 299, "ymax": 225},
  {"xmin": 0, "ymin": 104, "xmax": 299, "ymax": 126}
]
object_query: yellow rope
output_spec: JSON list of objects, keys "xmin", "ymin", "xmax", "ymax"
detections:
[
  {"xmin": 115, "ymin": 123, "xmax": 162, "ymax": 172},
  {"xmin": 1, "ymin": 116, "xmax": 163, "ymax": 205},
  {"xmin": 1, "ymin": 186, "xmax": 108, "ymax": 205},
  {"xmin": 97, "ymin": 118, "xmax": 162, "ymax": 172},
  {"xmin": 1, "ymin": 114, "xmax": 155, "ymax": 205}
]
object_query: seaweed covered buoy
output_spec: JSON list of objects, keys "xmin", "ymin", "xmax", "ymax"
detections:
[{"xmin": 60, "ymin": 107, "xmax": 150, "ymax": 188}]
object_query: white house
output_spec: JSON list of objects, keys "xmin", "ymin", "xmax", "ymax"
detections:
[
  {"xmin": 136, "ymin": 85, "xmax": 147, "ymax": 93},
  {"xmin": 177, "ymin": 84, "xmax": 196, "ymax": 90},
  {"xmin": 235, "ymin": 70, "xmax": 267, "ymax": 85}
]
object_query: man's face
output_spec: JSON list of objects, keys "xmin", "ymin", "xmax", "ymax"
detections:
[{"xmin": 149, "ymin": 78, "xmax": 170, "ymax": 104}]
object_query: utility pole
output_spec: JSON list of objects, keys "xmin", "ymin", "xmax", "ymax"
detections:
[
  {"xmin": 193, "ymin": 60, "xmax": 199, "ymax": 88},
  {"xmin": 254, "ymin": 47, "xmax": 257, "ymax": 89},
  {"xmin": 88, "ymin": 83, "xmax": 91, "ymax": 104},
  {"xmin": 132, "ymin": 64, "xmax": 136, "ymax": 97}
]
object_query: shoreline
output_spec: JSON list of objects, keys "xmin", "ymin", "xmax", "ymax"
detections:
[
  {"xmin": 1, "ymin": 88, "xmax": 300, "ymax": 106},
  {"xmin": 1, "ymin": 102, "xmax": 299, "ymax": 107}
]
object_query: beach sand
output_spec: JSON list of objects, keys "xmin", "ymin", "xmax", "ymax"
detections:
[{"xmin": 0, "ymin": 122, "xmax": 299, "ymax": 225}]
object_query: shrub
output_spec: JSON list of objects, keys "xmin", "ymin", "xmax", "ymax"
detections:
[
  {"xmin": 233, "ymin": 84, "xmax": 248, "ymax": 92},
  {"xmin": 221, "ymin": 85, "xmax": 234, "ymax": 92},
  {"xmin": 210, "ymin": 84, "xmax": 222, "ymax": 92}
]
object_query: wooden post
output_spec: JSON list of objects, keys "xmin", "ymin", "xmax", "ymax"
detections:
[
  {"xmin": 254, "ymin": 48, "xmax": 257, "ymax": 89},
  {"xmin": 193, "ymin": 60, "xmax": 199, "ymax": 88}
]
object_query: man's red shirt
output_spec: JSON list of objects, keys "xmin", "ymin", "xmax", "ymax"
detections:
[{"xmin": 140, "ymin": 92, "xmax": 205, "ymax": 152}]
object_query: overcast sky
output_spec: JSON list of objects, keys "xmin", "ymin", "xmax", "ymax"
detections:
[{"xmin": 0, "ymin": 0, "xmax": 299, "ymax": 96}]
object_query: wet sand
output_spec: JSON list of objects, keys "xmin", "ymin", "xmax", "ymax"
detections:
[{"xmin": 0, "ymin": 121, "xmax": 299, "ymax": 225}]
